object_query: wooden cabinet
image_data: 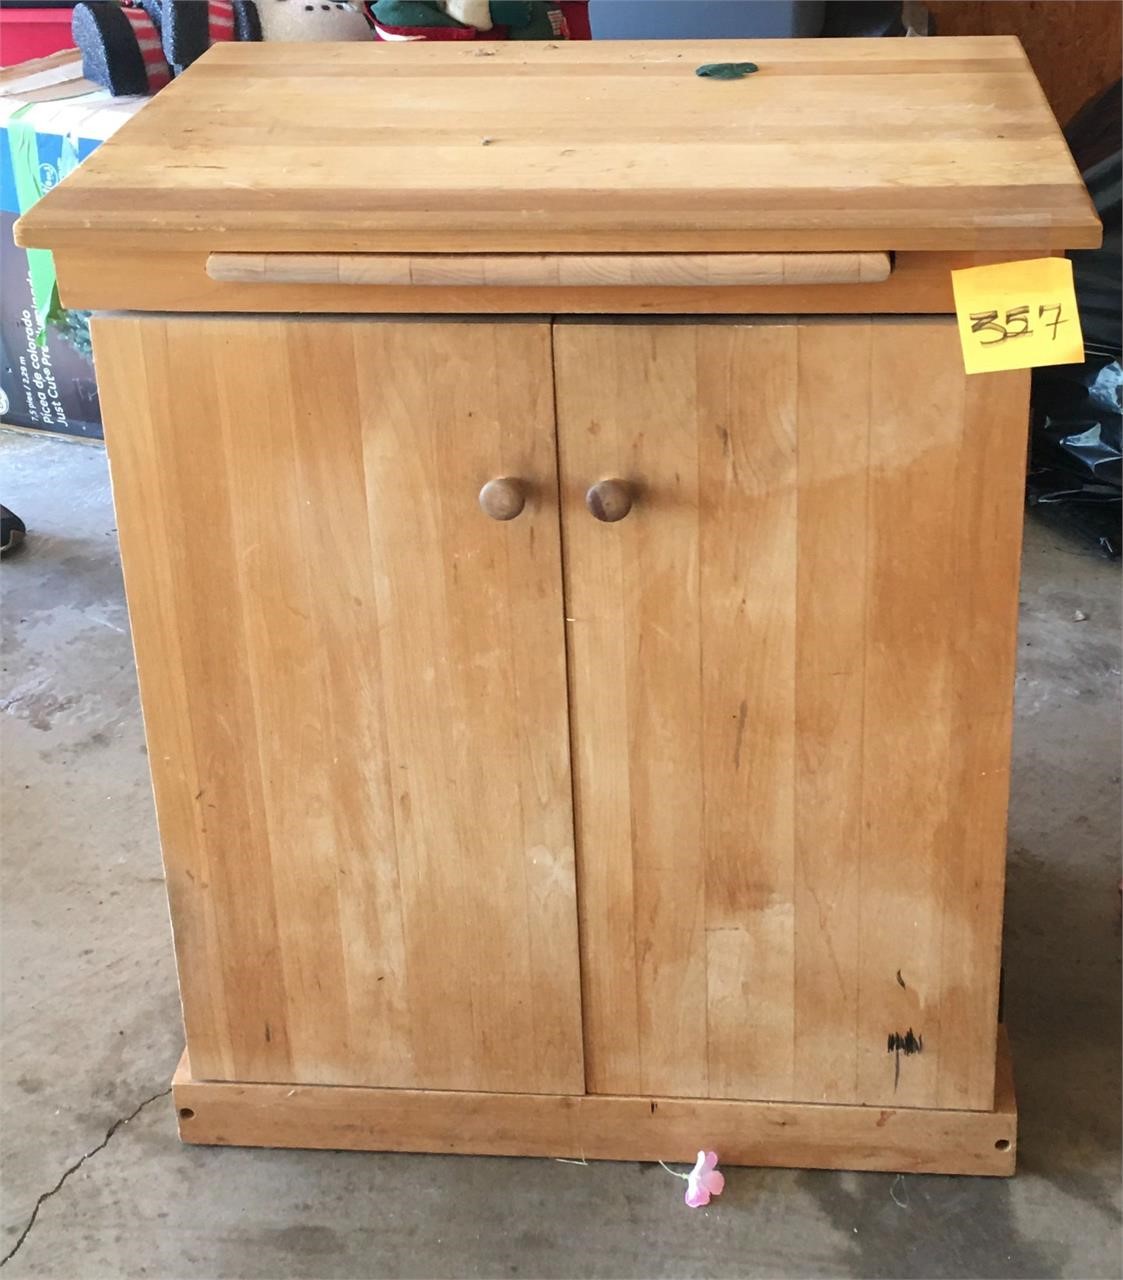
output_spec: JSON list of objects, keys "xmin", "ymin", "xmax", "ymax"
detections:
[{"xmin": 18, "ymin": 36, "xmax": 1098, "ymax": 1175}]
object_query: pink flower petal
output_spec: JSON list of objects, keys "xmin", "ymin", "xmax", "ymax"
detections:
[{"xmin": 685, "ymin": 1183, "xmax": 711, "ymax": 1208}]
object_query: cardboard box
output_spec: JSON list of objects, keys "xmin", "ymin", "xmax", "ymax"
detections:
[{"xmin": 1, "ymin": 51, "xmax": 147, "ymax": 437}]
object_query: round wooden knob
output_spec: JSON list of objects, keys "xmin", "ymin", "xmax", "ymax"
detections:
[
  {"xmin": 585, "ymin": 479, "xmax": 633, "ymax": 523},
  {"xmin": 478, "ymin": 477, "xmax": 526, "ymax": 521}
]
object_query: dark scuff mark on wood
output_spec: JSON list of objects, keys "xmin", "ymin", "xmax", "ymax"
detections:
[
  {"xmin": 264, "ymin": 1022, "xmax": 272, "ymax": 1044},
  {"xmin": 716, "ymin": 423, "xmax": 741, "ymax": 484},
  {"xmin": 733, "ymin": 699, "xmax": 748, "ymax": 769},
  {"xmin": 887, "ymin": 1028, "xmax": 923, "ymax": 1090},
  {"xmin": 717, "ymin": 424, "xmax": 730, "ymax": 456},
  {"xmin": 896, "ymin": 969, "xmax": 906, "ymax": 989},
  {"xmin": 888, "ymin": 1029, "xmax": 923, "ymax": 1054}
]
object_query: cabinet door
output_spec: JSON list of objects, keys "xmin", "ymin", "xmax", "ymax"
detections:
[
  {"xmin": 94, "ymin": 315, "xmax": 585, "ymax": 1094},
  {"xmin": 555, "ymin": 319, "xmax": 1027, "ymax": 1110}
]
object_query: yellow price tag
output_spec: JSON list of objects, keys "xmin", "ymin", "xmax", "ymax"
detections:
[{"xmin": 951, "ymin": 257, "xmax": 1084, "ymax": 375}]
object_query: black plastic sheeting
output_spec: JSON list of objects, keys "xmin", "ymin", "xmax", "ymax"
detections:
[
  {"xmin": 1028, "ymin": 81, "xmax": 1122, "ymax": 557},
  {"xmin": 821, "ymin": 2, "xmax": 904, "ymax": 37}
]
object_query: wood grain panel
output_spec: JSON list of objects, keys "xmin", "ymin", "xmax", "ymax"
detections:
[
  {"xmin": 17, "ymin": 37, "xmax": 1099, "ymax": 255},
  {"xmin": 92, "ymin": 314, "xmax": 584, "ymax": 1094},
  {"xmin": 853, "ymin": 323, "xmax": 1027, "ymax": 1112},
  {"xmin": 696, "ymin": 326, "xmax": 798, "ymax": 1101},
  {"xmin": 555, "ymin": 324, "xmax": 704, "ymax": 1097},
  {"xmin": 557, "ymin": 319, "xmax": 1026, "ymax": 1110},
  {"xmin": 857, "ymin": 323, "xmax": 964, "ymax": 1108},
  {"xmin": 791, "ymin": 323, "xmax": 871, "ymax": 1105},
  {"xmin": 172, "ymin": 1028, "xmax": 1018, "ymax": 1176},
  {"xmin": 935, "ymin": 366, "xmax": 1029, "ymax": 1109},
  {"xmin": 557, "ymin": 322, "xmax": 801, "ymax": 1100}
]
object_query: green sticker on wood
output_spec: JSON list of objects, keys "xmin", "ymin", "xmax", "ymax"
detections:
[{"xmin": 695, "ymin": 62, "xmax": 759, "ymax": 80}]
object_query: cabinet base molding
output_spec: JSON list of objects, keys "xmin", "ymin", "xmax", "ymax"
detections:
[{"xmin": 172, "ymin": 1031, "xmax": 1016, "ymax": 1177}]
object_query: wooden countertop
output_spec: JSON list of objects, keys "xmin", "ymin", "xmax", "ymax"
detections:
[{"xmin": 15, "ymin": 36, "xmax": 1100, "ymax": 255}]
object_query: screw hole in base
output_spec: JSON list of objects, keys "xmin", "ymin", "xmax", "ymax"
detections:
[
  {"xmin": 178, "ymin": 1107, "xmax": 195, "ymax": 1120},
  {"xmin": 994, "ymin": 1138, "xmax": 1011, "ymax": 1151}
]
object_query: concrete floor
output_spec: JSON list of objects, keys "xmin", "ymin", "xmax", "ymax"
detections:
[{"xmin": 1, "ymin": 426, "xmax": 1120, "ymax": 1279}]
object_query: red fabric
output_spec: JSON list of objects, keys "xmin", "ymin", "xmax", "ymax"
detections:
[
  {"xmin": 121, "ymin": 4, "xmax": 172, "ymax": 91},
  {"xmin": 559, "ymin": 2, "xmax": 589, "ymax": 39},
  {"xmin": 208, "ymin": 0, "xmax": 236, "ymax": 44}
]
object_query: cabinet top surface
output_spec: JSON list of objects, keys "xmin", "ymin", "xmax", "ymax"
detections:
[{"xmin": 16, "ymin": 36, "xmax": 1100, "ymax": 256}]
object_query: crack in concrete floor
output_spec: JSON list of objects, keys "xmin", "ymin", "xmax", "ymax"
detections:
[{"xmin": 0, "ymin": 1089, "xmax": 171, "ymax": 1268}]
